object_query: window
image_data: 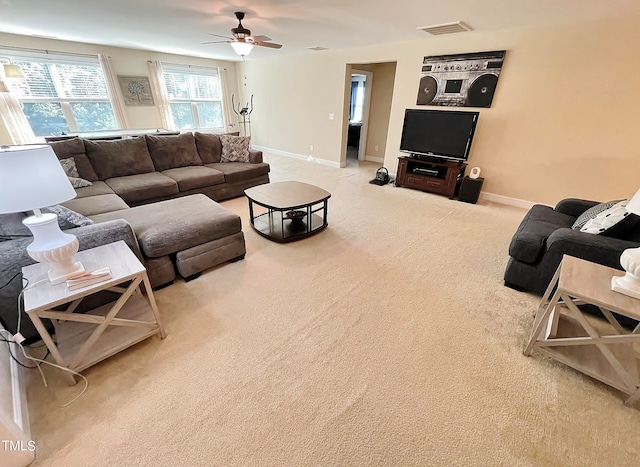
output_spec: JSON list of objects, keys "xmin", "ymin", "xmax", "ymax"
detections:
[
  {"xmin": 162, "ymin": 64, "xmax": 224, "ymax": 131},
  {"xmin": 1, "ymin": 51, "xmax": 118, "ymax": 137}
]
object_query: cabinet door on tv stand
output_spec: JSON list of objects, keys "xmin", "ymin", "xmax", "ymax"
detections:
[
  {"xmin": 406, "ymin": 174, "xmax": 427, "ymax": 189},
  {"xmin": 395, "ymin": 158, "xmax": 408, "ymax": 187}
]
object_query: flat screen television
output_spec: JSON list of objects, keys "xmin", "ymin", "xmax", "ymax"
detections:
[{"xmin": 399, "ymin": 109, "xmax": 479, "ymax": 162}]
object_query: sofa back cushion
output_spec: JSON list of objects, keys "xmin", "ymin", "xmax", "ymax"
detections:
[
  {"xmin": 194, "ymin": 132, "xmax": 222, "ymax": 164},
  {"xmin": 48, "ymin": 138, "xmax": 99, "ymax": 182},
  {"xmin": 84, "ymin": 137, "xmax": 156, "ymax": 180},
  {"xmin": 194, "ymin": 131, "xmax": 240, "ymax": 164},
  {"xmin": 146, "ymin": 133, "xmax": 202, "ymax": 171}
]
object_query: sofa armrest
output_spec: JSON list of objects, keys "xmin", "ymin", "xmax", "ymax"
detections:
[
  {"xmin": 249, "ymin": 149, "xmax": 263, "ymax": 164},
  {"xmin": 554, "ymin": 198, "xmax": 600, "ymax": 218},
  {"xmin": 546, "ymin": 228, "xmax": 637, "ymax": 271},
  {"xmin": 68, "ymin": 219, "xmax": 141, "ymax": 261}
]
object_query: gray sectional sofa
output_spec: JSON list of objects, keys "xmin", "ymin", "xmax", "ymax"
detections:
[{"xmin": 0, "ymin": 132, "xmax": 270, "ymax": 342}]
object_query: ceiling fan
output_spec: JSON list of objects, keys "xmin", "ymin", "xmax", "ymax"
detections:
[{"xmin": 203, "ymin": 11, "xmax": 282, "ymax": 57}]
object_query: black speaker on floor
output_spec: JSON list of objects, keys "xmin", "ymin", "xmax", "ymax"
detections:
[{"xmin": 458, "ymin": 176, "xmax": 484, "ymax": 204}]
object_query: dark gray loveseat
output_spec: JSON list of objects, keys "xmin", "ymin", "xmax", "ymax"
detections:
[{"xmin": 504, "ymin": 198, "xmax": 640, "ymax": 295}]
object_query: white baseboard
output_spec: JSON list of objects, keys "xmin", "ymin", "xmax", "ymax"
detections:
[
  {"xmin": 251, "ymin": 145, "xmax": 343, "ymax": 168},
  {"xmin": 480, "ymin": 192, "xmax": 542, "ymax": 209},
  {"xmin": 364, "ymin": 155, "xmax": 384, "ymax": 164}
]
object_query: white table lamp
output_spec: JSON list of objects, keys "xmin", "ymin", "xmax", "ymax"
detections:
[
  {"xmin": 0, "ymin": 145, "xmax": 84, "ymax": 284},
  {"xmin": 611, "ymin": 189, "xmax": 640, "ymax": 298}
]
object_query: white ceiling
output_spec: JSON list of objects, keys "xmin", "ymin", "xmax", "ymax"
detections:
[{"xmin": 1, "ymin": 0, "xmax": 640, "ymax": 62}]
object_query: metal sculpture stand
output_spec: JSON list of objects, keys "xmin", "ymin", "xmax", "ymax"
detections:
[{"xmin": 232, "ymin": 94, "xmax": 253, "ymax": 137}]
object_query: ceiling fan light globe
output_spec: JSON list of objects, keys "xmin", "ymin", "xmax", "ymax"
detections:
[{"xmin": 230, "ymin": 41, "xmax": 254, "ymax": 56}]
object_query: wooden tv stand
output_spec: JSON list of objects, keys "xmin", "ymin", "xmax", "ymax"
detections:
[{"xmin": 395, "ymin": 156, "xmax": 467, "ymax": 199}]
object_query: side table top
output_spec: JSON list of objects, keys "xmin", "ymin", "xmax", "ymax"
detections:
[
  {"xmin": 558, "ymin": 255, "xmax": 640, "ymax": 320},
  {"xmin": 22, "ymin": 241, "xmax": 145, "ymax": 312},
  {"xmin": 245, "ymin": 181, "xmax": 331, "ymax": 209}
]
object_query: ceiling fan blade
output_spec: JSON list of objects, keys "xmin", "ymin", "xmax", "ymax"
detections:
[
  {"xmin": 207, "ymin": 32, "xmax": 234, "ymax": 40},
  {"xmin": 255, "ymin": 41, "xmax": 282, "ymax": 49},
  {"xmin": 201, "ymin": 40, "xmax": 231, "ymax": 45},
  {"xmin": 250, "ymin": 35, "xmax": 272, "ymax": 42}
]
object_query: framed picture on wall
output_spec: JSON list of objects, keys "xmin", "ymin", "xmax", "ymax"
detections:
[
  {"xmin": 118, "ymin": 75, "xmax": 155, "ymax": 106},
  {"xmin": 416, "ymin": 50, "xmax": 506, "ymax": 108}
]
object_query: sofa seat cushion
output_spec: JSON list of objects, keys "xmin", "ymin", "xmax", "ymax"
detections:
[
  {"xmin": 88, "ymin": 194, "xmax": 242, "ymax": 258},
  {"xmin": 146, "ymin": 133, "xmax": 202, "ymax": 171},
  {"xmin": 508, "ymin": 204, "xmax": 576, "ymax": 264},
  {"xmin": 206, "ymin": 162, "xmax": 270, "ymax": 184},
  {"xmin": 85, "ymin": 137, "xmax": 156, "ymax": 179},
  {"xmin": 74, "ymin": 181, "xmax": 115, "ymax": 199},
  {"xmin": 162, "ymin": 166, "xmax": 225, "ymax": 191},
  {"xmin": 49, "ymin": 138, "xmax": 99, "ymax": 181},
  {"xmin": 63, "ymin": 194, "xmax": 130, "ymax": 217},
  {"xmin": 105, "ymin": 173, "xmax": 178, "ymax": 204}
]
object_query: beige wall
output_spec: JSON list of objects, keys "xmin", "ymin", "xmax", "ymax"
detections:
[
  {"xmin": 241, "ymin": 15, "xmax": 640, "ymax": 205},
  {"xmin": 0, "ymin": 33, "xmax": 240, "ymax": 142}
]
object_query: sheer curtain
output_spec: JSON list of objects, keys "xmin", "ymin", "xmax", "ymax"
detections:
[
  {"xmin": 0, "ymin": 92, "xmax": 36, "ymax": 144},
  {"xmin": 218, "ymin": 67, "xmax": 236, "ymax": 133},
  {"xmin": 147, "ymin": 60, "xmax": 175, "ymax": 130},
  {"xmin": 98, "ymin": 54, "xmax": 129, "ymax": 129}
]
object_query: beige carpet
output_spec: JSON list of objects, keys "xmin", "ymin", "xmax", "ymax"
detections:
[{"xmin": 26, "ymin": 154, "xmax": 640, "ymax": 466}]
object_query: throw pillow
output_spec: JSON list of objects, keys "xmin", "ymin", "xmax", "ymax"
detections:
[
  {"xmin": 572, "ymin": 199, "xmax": 622, "ymax": 230},
  {"xmin": 45, "ymin": 205, "xmax": 94, "ymax": 229},
  {"xmin": 220, "ymin": 135, "xmax": 251, "ymax": 163},
  {"xmin": 579, "ymin": 200, "xmax": 639, "ymax": 237},
  {"xmin": 59, "ymin": 157, "xmax": 93, "ymax": 188}
]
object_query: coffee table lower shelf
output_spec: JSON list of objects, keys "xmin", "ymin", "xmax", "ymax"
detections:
[{"xmin": 252, "ymin": 211, "xmax": 326, "ymax": 243}]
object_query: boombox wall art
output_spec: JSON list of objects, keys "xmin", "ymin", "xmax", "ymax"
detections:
[{"xmin": 416, "ymin": 50, "xmax": 506, "ymax": 108}]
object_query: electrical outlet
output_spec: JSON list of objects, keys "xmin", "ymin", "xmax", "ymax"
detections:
[
  {"xmin": 375, "ymin": 145, "xmax": 379, "ymax": 152},
  {"xmin": 328, "ymin": 113, "xmax": 334, "ymax": 120}
]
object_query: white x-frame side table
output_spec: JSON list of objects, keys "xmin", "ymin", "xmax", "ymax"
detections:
[
  {"xmin": 524, "ymin": 255, "xmax": 640, "ymax": 406},
  {"xmin": 22, "ymin": 241, "xmax": 166, "ymax": 385}
]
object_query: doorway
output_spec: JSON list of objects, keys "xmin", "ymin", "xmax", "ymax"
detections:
[
  {"xmin": 346, "ymin": 70, "xmax": 372, "ymax": 164},
  {"xmin": 341, "ymin": 62, "xmax": 397, "ymax": 168}
]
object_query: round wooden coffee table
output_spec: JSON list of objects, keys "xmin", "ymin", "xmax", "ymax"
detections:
[{"xmin": 244, "ymin": 181, "xmax": 331, "ymax": 243}]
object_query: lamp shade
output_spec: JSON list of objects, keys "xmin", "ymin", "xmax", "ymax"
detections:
[
  {"xmin": 626, "ymin": 189, "xmax": 640, "ymax": 216},
  {"xmin": 0, "ymin": 145, "xmax": 77, "ymax": 214},
  {"xmin": 230, "ymin": 41, "xmax": 253, "ymax": 56}
]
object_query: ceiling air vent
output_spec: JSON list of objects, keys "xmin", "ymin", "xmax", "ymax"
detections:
[
  {"xmin": 307, "ymin": 46, "xmax": 328, "ymax": 51},
  {"xmin": 418, "ymin": 21, "xmax": 473, "ymax": 35}
]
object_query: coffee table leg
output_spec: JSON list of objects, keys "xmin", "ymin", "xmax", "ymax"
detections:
[
  {"xmin": 323, "ymin": 200, "xmax": 328, "ymax": 226},
  {"xmin": 248, "ymin": 199, "xmax": 255, "ymax": 227}
]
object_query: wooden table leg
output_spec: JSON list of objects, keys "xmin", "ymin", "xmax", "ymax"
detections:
[{"xmin": 27, "ymin": 311, "xmax": 76, "ymax": 385}]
